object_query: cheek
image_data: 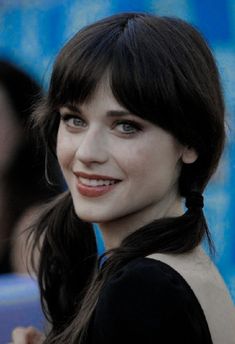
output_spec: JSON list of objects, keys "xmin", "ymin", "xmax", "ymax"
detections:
[
  {"xmin": 114, "ymin": 143, "xmax": 152, "ymax": 179},
  {"xmin": 120, "ymin": 139, "xmax": 182, "ymax": 187}
]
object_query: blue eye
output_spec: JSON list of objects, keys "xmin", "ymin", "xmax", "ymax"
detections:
[
  {"xmin": 115, "ymin": 120, "xmax": 142, "ymax": 134},
  {"xmin": 61, "ymin": 114, "xmax": 86, "ymax": 128}
]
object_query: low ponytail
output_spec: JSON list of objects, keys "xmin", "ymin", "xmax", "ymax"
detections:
[
  {"xmin": 28, "ymin": 191, "xmax": 97, "ymax": 335},
  {"xmin": 185, "ymin": 191, "xmax": 214, "ymax": 255}
]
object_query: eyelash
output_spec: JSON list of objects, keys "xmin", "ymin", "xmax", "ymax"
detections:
[
  {"xmin": 114, "ymin": 120, "xmax": 142, "ymax": 135},
  {"xmin": 60, "ymin": 114, "xmax": 86, "ymax": 128},
  {"xmin": 60, "ymin": 114, "xmax": 142, "ymax": 135}
]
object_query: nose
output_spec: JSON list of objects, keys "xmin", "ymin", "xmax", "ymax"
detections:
[{"xmin": 75, "ymin": 127, "xmax": 108, "ymax": 166}]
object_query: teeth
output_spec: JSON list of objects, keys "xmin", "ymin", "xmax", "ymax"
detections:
[{"xmin": 79, "ymin": 177, "xmax": 117, "ymax": 186}]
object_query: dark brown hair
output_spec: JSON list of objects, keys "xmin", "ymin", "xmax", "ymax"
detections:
[{"xmin": 32, "ymin": 13, "xmax": 225, "ymax": 343}]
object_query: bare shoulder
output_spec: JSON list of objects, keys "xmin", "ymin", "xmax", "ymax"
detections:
[{"xmin": 147, "ymin": 246, "xmax": 235, "ymax": 344}]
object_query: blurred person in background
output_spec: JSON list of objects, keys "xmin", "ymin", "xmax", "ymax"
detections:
[{"xmin": 0, "ymin": 60, "xmax": 63, "ymax": 274}]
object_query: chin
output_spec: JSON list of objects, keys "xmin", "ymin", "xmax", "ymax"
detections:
[{"xmin": 73, "ymin": 208, "xmax": 107, "ymax": 223}]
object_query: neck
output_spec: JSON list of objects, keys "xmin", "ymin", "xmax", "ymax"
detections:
[{"xmin": 97, "ymin": 192, "xmax": 184, "ymax": 251}]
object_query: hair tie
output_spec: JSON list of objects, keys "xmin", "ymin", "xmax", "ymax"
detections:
[{"xmin": 185, "ymin": 191, "xmax": 204, "ymax": 209}]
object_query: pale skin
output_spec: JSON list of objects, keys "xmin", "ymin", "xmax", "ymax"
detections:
[
  {"xmin": 57, "ymin": 78, "xmax": 197, "ymax": 249},
  {"xmin": 11, "ymin": 79, "xmax": 197, "ymax": 342}
]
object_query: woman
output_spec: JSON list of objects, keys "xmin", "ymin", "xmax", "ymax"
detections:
[
  {"xmin": 0, "ymin": 60, "xmax": 63, "ymax": 273},
  {"xmin": 12, "ymin": 13, "xmax": 235, "ymax": 344}
]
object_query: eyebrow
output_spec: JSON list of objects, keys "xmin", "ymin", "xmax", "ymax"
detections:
[
  {"xmin": 62, "ymin": 104, "xmax": 133, "ymax": 117},
  {"xmin": 106, "ymin": 110, "xmax": 133, "ymax": 117}
]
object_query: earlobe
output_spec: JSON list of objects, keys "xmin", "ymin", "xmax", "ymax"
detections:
[{"xmin": 182, "ymin": 146, "xmax": 198, "ymax": 164}]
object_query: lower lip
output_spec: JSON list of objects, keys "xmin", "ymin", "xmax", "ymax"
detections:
[{"xmin": 76, "ymin": 180, "xmax": 120, "ymax": 197}]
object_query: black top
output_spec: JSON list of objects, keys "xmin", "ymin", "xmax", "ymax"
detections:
[{"xmin": 87, "ymin": 257, "xmax": 213, "ymax": 344}]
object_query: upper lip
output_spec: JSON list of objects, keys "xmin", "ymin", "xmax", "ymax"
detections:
[{"xmin": 73, "ymin": 171, "xmax": 121, "ymax": 181}]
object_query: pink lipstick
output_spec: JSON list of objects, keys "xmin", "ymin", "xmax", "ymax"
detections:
[{"xmin": 74, "ymin": 172, "xmax": 121, "ymax": 198}]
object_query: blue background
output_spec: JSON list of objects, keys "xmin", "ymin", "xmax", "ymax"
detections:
[{"xmin": 0, "ymin": 0, "xmax": 234, "ymax": 301}]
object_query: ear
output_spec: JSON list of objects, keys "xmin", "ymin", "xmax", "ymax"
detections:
[{"xmin": 182, "ymin": 146, "xmax": 198, "ymax": 164}]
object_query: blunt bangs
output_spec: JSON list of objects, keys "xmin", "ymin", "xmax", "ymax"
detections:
[
  {"xmin": 49, "ymin": 13, "xmax": 213, "ymax": 147},
  {"xmin": 48, "ymin": 13, "xmax": 141, "ymax": 108},
  {"xmin": 48, "ymin": 32, "xmax": 113, "ymax": 108}
]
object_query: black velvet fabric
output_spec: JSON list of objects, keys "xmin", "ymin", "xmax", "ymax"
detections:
[{"xmin": 87, "ymin": 257, "xmax": 213, "ymax": 344}]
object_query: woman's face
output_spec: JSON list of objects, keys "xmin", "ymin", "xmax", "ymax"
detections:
[{"xmin": 57, "ymin": 80, "xmax": 188, "ymax": 225}]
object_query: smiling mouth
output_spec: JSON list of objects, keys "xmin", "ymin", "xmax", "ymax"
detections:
[
  {"xmin": 76, "ymin": 177, "xmax": 121, "ymax": 197},
  {"xmin": 79, "ymin": 176, "xmax": 119, "ymax": 187}
]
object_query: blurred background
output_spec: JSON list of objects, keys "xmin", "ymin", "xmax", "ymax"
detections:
[{"xmin": 0, "ymin": 0, "xmax": 234, "ymax": 300}]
